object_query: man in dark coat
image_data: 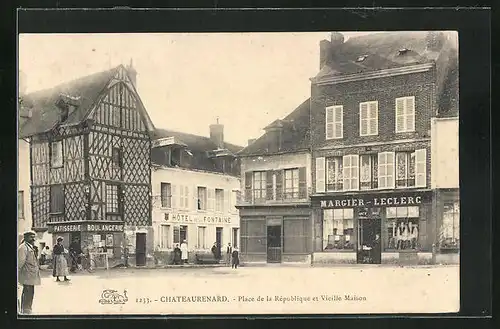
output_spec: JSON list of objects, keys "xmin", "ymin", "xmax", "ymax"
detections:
[
  {"xmin": 173, "ymin": 244, "xmax": 182, "ymax": 265},
  {"xmin": 231, "ymin": 247, "xmax": 240, "ymax": 269},
  {"xmin": 370, "ymin": 234, "xmax": 381, "ymax": 264},
  {"xmin": 18, "ymin": 231, "xmax": 41, "ymax": 314}
]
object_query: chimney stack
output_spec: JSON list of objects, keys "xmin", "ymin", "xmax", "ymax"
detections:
[
  {"xmin": 247, "ymin": 138, "xmax": 256, "ymax": 146},
  {"xmin": 319, "ymin": 39, "xmax": 332, "ymax": 69},
  {"xmin": 209, "ymin": 117, "xmax": 224, "ymax": 150},
  {"xmin": 126, "ymin": 58, "xmax": 137, "ymax": 88}
]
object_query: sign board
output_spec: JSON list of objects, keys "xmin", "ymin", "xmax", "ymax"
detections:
[
  {"xmin": 266, "ymin": 217, "xmax": 282, "ymax": 226},
  {"xmin": 164, "ymin": 213, "xmax": 232, "ymax": 224},
  {"xmin": 318, "ymin": 191, "xmax": 431, "ymax": 209},
  {"xmin": 48, "ymin": 222, "xmax": 125, "ymax": 233}
]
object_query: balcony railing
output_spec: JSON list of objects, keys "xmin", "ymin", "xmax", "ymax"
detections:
[{"xmin": 238, "ymin": 189, "xmax": 309, "ymax": 205}]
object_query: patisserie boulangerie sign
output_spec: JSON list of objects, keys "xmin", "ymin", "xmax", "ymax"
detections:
[
  {"xmin": 48, "ymin": 222, "xmax": 125, "ymax": 233},
  {"xmin": 318, "ymin": 191, "xmax": 432, "ymax": 209}
]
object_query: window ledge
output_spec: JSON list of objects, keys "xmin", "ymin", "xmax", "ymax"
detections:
[
  {"xmin": 384, "ymin": 249, "xmax": 420, "ymax": 253},
  {"xmin": 49, "ymin": 212, "xmax": 64, "ymax": 216},
  {"xmin": 321, "ymin": 249, "xmax": 356, "ymax": 253}
]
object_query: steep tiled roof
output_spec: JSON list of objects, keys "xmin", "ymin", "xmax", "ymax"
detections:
[
  {"xmin": 238, "ymin": 98, "xmax": 310, "ymax": 157},
  {"xmin": 19, "ymin": 66, "xmax": 121, "ymax": 138},
  {"xmin": 153, "ymin": 128, "xmax": 243, "ymax": 154}
]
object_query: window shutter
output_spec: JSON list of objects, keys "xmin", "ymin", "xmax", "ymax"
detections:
[
  {"xmin": 208, "ymin": 189, "xmax": 215, "ymax": 211},
  {"xmin": 370, "ymin": 102, "xmax": 378, "ymax": 135},
  {"xmin": 334, "ymin": 106, "xmax": 343, "ymax": 138},
  {"xmin": 315, "ymin": 157, "xmax": 326, "ymax": 193},
  {"xmin": 396, "ymin": 98, "xmax": 405, "ymax": 133},
  {"xmin": 352, "ymin": 155, "xmax": 359, "ymax": 190},
  {"xmin": 266, "ymin": 171, "xmax": 274, "ymax": 200},
  {"xmin": 360, "ymin": 103, "xmax": 368, "ymax": 136},
  {"xmin": 406, "ymin": 97, "xmax": 415, "ymax": 132},
  {"xmin": 171, "ymin": 185, "xmax": 177, "ymax": 209},
  {"xmin": 342, "ymin": 155, "xmax": 352, "ymax": 190},
  {"xmin": 275, "ymin": 170, "xmax": 283, "ymax": 200},
  {"xmin": 244, "ymin": 172, "xmax": 252, "ymax": 202},
  {"xmin": 415, "ymin": 149, "xmax": 427, "ymax": 187},
  {"xmin": 185, "ymin": 186, "xmax": 189, "ymax": 209},
  {"xmin": 387, "ymin": 152, "xmax": 395, "ymax": 188},
  {"xmin": 325, "ymin": 106, "xmax": 334, "ymax": 139},
  {"xmin": 224, "ymin": 190, "xmax": 230, "ymax": 213},
  {"xmin": 378, "ymin": 153, "xmax": 386, "ymax": 189},
  {"xmin": 173, "ymin": 226, "xmax": 180, "ymax": 244},
  {"xmin": 298, "ymin": 167, "xmax": 307, "ymax": 199}
]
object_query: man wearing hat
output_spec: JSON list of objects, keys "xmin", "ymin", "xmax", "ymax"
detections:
[{"xmin": 18, "ymin": 230, "xmax": 41, "ymax": 314}]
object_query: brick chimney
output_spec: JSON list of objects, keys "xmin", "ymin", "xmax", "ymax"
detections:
[
  {"xmin": 319, "ymin": 39, "xmax": 332, "ymax": 69},
  {"xmin": 209, "ymin": 117, "xmax": 224, "ymax": 149},
  {"xmin": 264, "ymin": 119, "xmax": 284, "ymax": 153},
  {"xmin": 126, "ymin": 58, "xmax": 137, "ymax": 87}
]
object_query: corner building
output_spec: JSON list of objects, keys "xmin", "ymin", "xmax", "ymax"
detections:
[{"xmin": 309, "ymin": 32, "xmax": 458, "ymax": 265}]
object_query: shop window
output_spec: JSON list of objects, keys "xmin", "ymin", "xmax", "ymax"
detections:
[
  {"xmin": 18, "ymin": 191, "xmax": 24, "ymax": 219},
  {"xmin": 396, "ymin": 151, "xmax": 416, "ymax": 188},
  {"xmin": 439, "ymin": 202, "xmax": 459, "ymax": 249},
  {"xmin": 283, "ymin": 219, "xmax": 308, "ymax": 253},
  {"xmin": 106, "ymin": 184, "xmax": 120, "ymax": 214},
  {"xmin": 326, "ymin": 157, "xmax": 343, "ymax": 191},
  {"xmin": 197, "ymin": 226, "xmax": 207, "ymax": 249},
  {"xmin": 385, "ymin": 206, "xmax": 420, "ymax": 250},
  {"xmin": 197, "ymin": 187, "xmax": 207, "ymax": 210},
  {"xmin": 159, "ymin": 225, "xmax": 170, "ymax": 249},
  {"xmin": 215, "ymin": 189, "xmax": 224, "ymax": 212},
  {"xmin": 50, "ymin": 185, "xmax": 64, "ymax": 214},
  {"xmin": 232, "ymin": 228, "xmax": 239, "ymax": 248},
  {"xmin": 50, "ymin": 141, "xmax": 63, "ymax": 168},
  {"xmin": 360, "ymin": 154, "xmax": 378, "ymax": 190},
  {"xmin": 160, "ymin": 183, "xmax": 172, "ymax": 208},
  {"xmin": 284, "ymin": 168, "xmax": 299, "ymax": 199},
  {"xmin": 91, "ymin": 234, "xmax": 114, "ymax": 257},
  {"xmin": 252, "ymin": 171, "xmax": 267, "ymax": 202},
  {"xmin": 240, "ymin": 220, "xmax": 266, "ymax": 253},
  {"xmin": 323, "ymin": 209, "xmax": 354, "ymax": 250}
]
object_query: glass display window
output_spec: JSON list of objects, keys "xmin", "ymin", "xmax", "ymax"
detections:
[
  {"xmin": 323, "ymin": 208, "xmax": 354, "ymax": 250},
  {"xmin": 385, "ymin": 206, "xmax": 420, "ymax": 251}
]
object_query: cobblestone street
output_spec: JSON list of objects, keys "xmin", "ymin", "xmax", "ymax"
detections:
[{"xmin": 22, "ymin": 265, "xmax": 460, "ymax": 315}]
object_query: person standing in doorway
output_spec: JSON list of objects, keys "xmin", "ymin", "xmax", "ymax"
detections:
[
  {"xmin": 53, "ymin": 237, "xmax": 70, "ymax": 282},
  {"xmin": 173, "ymin": 244, "xmax": 182, "ymax": 265},
  {"xmin": 69, "ymin": 237, "xmax": 83, "ymax": 273},
  {"xmin": 225, "ymin": 243, "xmax": 233, "ymax": 266},
  {"xmin": 231, "ymin": 247, "xmax": 240, "ymax": 269},
  {"xmin": 371, "ymin": 234, "xmax": 381, "ymax": 264},
  {"xmin": 180, "ymin": 240, "xmax": 189, "ymax": 264},
  {"xmin": 18, "ymin": 231, "xmax": 41, "ymax": 314}
]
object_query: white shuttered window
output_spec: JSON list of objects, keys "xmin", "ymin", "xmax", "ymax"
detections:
[
  {"xmin": 360, "ymin": 101, "xmax": 378, "ymax": 136},
  {"xmin": 342, "ymin": 155, "xmax": 359, "ymax": 191},
  {"xmin": 415, "ymin": 149, "xmax": 427, "ymax": 187},
  {"xmin": 315, "ymin": 157, "xmax": 326, "ymax": 193},
  {"xmin": 378, "ymin": 152, "xmax": 395, "ymax": 189},
  {"xmin": 326, "ymin": 105, "xmax": 343, "ymax": 139},
  {"xmin": 395, "ymin": 96, "xmax": 416, "ymax": 133}
]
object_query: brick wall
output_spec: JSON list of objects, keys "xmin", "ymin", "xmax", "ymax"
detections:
[{"xmin": 311, "ymin": 69, "xmax": 436, "ymax": 147}]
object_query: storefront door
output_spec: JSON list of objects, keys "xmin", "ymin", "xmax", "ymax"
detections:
[
  {"xmin": 357, "ymin": 217, "xmax": 381, "ymax": 264},
  {"xmin": 267, "ymin": 225, "xmax": 282, "ymax": 263},
  {"xmin": 216, "ymin": 227, "xmax": 223, "ymax": 247},
  {"xmin": 135, "ymin": 233, "xmax": 147, "ymax": 266}
]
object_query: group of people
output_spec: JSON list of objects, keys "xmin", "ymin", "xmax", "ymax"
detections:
[
  {"xmin": 170, "ymin": 240, "xmax": 240, "ymax": 268},
  {"xmin": 18, "ymin": 232, "xmax": 86, "ymax": 314}
]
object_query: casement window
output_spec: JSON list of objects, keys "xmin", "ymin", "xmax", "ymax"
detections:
[
  {"xmin": 342, "ymin": 155, "xmax": 359, "ymax": 191},
  {"xmin": 159, "ymin": 225, "xmax": 170, "ymax": 249},
  {"xmin": 252, "ymin": 171, "xmax": 267, "ymax": 202},
  {"xmin": 284, "ymin": 168, "xmax": 300, "ymax": 199},
  {"xmin": 197, "ymin": 187, "xmax": 207, "ymax": 210},
  {"xmin": 215, "ymin": 189, "xmax": 224, "ymax": 212},
  {"xmin": 396, "ymin": 151, "xmax": 416, "ymax": 188},
  {"xmin": 386, "ymin": 206, "xmax": 420, "ymax": 251},
  {"xmin": 180, "ymin": 186, "xmax": 189, "ymax": 209},
  {"xmin": 160, "ymin": 183, "xmax": 172, "ymax": 208},
  {"xmin": 326, "ymin": 157, "xmax": 343, "ymax": 191},
  {"xmin": 315, "ymin": 157, "xmax": 326, "ymax": 193},
  {"xmin": 359, "ymin": 154, "xmax": 379, "ymax": 190},
  {"xmin": 232, "ymin": 228, "xmax": 239, "ymax": 248},
  {"xmin": 50, "ymin": 185, "xmax": 64, "ymax": 214},
  {"xmin": 112, "ymin": 147, "xmax": 122, "ymax": 169},
  {"xmin": 18, "ymin": 191, "xmax": 24, "ymax": 219},
  {"xmin": 395, "ymin": 96, "xmax": 416, "ymax": 133},
  {"xmin": 197, "ymin": 226, "xmax": 207, "ymax": 249},
  {"xmin": 323, "ymin": 208, "xmax": 355, "ymax": 250},
  {"xmin": 359, "ymin": 101, "xmax": 378, "ymax": 136},
  {"xmin": 440, "ymin": 202, "xmax": 460, "ymax": 248},
  {"xmin": 326, "ymin": 105, "xmax": 343, "ymax": 139},
  {"xmin": 378, "ymin": 152, "xmax": 395, "ymax": 189},
  {"xmin": 106, "ymin": 184, "xmax": 120, "ymax": 213},
  {"xmin": 50, "ymin": 140, "xmax": 63, "ymax": 168},
  {"xmin": 180, "ymin": 225, "xmax": 188, "ymax": 242},
  {"xmin": 207, "ymin": 188, "xmax": 215, "ymax": 211}
]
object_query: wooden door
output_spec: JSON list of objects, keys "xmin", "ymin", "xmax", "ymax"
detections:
[{"xmin": 135, "ymin": 233, "xmax": 147, "ymax": 266}]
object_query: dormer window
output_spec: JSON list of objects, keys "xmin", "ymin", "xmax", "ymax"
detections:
[
  {"xmin": 356, "ymin": 55, "xmax": 368, "ymax": 62},
  {"xmin": 398, "ymin": 48, "xmax": 409, "ymax": 55},
  {"xmin": 171, "ymin": 147, "xmax": 181, "ymax": 166}
]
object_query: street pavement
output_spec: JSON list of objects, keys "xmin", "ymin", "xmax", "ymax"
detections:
[{"xmin": 22, "ymin": 265, "xmax": 459, "ymax": 315}]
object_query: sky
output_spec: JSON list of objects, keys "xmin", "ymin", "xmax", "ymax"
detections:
[{"xmin": 19, "ymin": 32, "xmax": 375, "ymax": 146}]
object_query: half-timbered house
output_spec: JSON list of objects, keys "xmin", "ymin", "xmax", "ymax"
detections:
[{"xmin": 19, "ymin": 63, "xmax": 156, "ymax": 267}]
